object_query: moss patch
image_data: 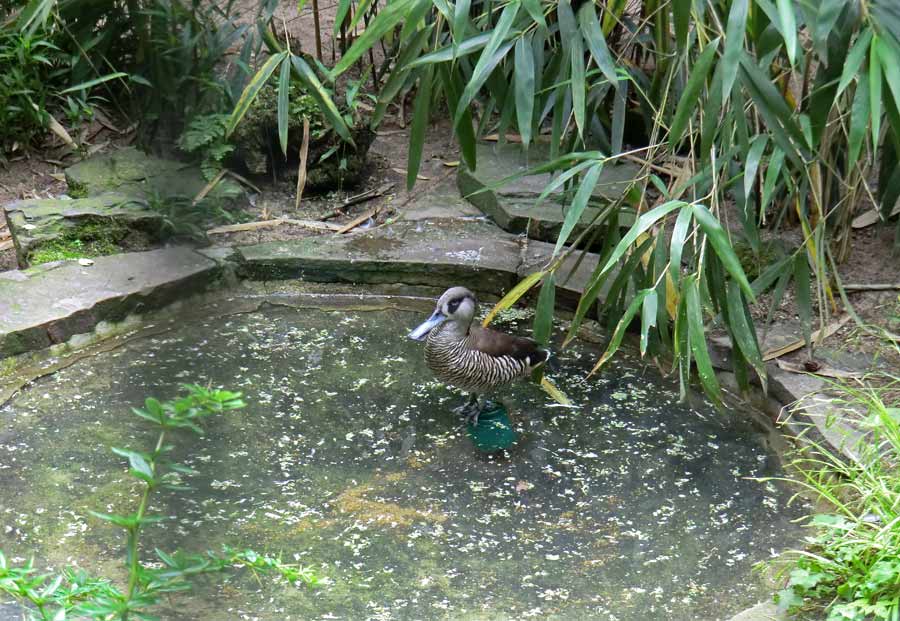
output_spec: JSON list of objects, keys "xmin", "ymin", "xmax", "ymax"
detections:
[{"xmin": 29, "ymin": 220, "xmax": 129, "ymax": 265}]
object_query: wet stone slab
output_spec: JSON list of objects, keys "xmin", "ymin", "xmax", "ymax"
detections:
[
  {"xmin": 0, "ymin": 302, "xmax": 805, "ymax": 620},
  {"xmin": 237, "ymin": 220, "xmax": 522, "ymax": 294},
  {"xmin": 457, "ymin": 143, "xmax": 641, "ymax": 242},
  {"xmin": 0, "ymin": 247, "xmax": 217, "ymax": 358}
]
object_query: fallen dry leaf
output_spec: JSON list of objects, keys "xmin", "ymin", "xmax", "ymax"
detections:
[{"xmin": 776, "ymin": 359, "xmax": 865, "ymax": 379}]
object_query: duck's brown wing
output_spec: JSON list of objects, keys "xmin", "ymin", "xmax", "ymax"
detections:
[{"xmin": 468, "ymin": 326, "xmax": 550, "ymax": 366}]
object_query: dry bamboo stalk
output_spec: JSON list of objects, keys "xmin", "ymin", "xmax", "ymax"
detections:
[{"xmin": 295, "ymin": 118, "xmax": 310, "ymax": 211}]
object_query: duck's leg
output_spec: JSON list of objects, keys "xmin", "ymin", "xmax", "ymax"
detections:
[{"xmin": 452, "ymin": 393, "xmax": 481, "ymax": 423}]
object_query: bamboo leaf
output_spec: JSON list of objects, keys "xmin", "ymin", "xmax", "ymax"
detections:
[
  {"xmin": 612, "ymin": 79, "xmax": 626, "ymax": 154},
  {"xmin": 640, "ymin": 289, "xmax": 658, "ymax": 356},
  {"xmin": 453, "ymin": 0, "xmax": 471, "ymax": 43},
  {"xmin": 533, "ymin": 272, "xmax": 556, "ymax": 345},
  {"xmin": 743, "ymin": 135, "xmax": 768, "ymax": 200},
  {"xmin": 522, "ymin": 0, "xmax": 547, "ymax": 29},
  {"xmin": 669, "ymin": 38, "xmax": 720, "ymax": 148},
  {"xmin": 600, "ymin": 201, "xmax": 686, "ymax": 276},
  {"xmin": 438, "ymin": 65, "xmax": 477, "ymax": 170},
  {"xmin": 334, "ymin": 0, "xmax": 352, "ymax": 37},
  {"xmin": 668, "ymin": 205, "xmax": 694, "ymax": 286},
  {"xmin": 277, "ymin": 56, "xmax": 291, "ymax": 157},
  {"xmin": 775, "ymin": 0, "xmax": 797, "ymax": 65},
  {"xmin": 871, "ymin": 37, "xmax": 883, "ymax": 150},
  {"xmin": 408, "ymin": 33, "xmax": 491, "ymax": 68},
  {"xmin": 333, "ymin": 0, "xmax": 417, "ymax": 75},
  {"xmin": 722, "ymin": 0, "xmax": 749, "ymax": 100},
  {"xmin": 60, "ymin": 72, "xmax": 129, "ymax": 94},
  {"xmin": 760, "ymin": 148, "xmax": 785, "ymax": 219},
  {"xmin": 408, "ymin": 67, "xmax": 433, "ymax": 190},
  {"xmin": 453, "ymin": 1, "xmax": 519, "ymax": 129},
  {"xmin": 571, "ymin": 33, "xmax": 586, "ymax": 139},
  {"xmin": 837, "ymin": 30, "xmax": 873, "ymax": 96},
  {"xmin": 226, "ymin": 51, "xmax": 286, "ymax": 137},
  {"xmin": 685, "ymin": 276, "xmax": 722, "ymax": 404},
  {"xmin": 577, "ymin": 2, "xmax": 618, "ymax": 87},
  {"xmin": 483, "ymin": 270, "xmax": 546, "ymax": 327},
  {"xmin": 589, "ymin": 289, "xmax": 654, "ymax": 376},
  {"xmin": 691, "ymin": 204, "xmax": 755, "ymax": 300},
  {"xmin": 725, "ymin": 281, "xmax": 766, "ymax": 390},
  {"xmin": 291, "ymin": 55, "xmax": 353, "ymax": 143},
  {"xmin": 673, "ymin": 0, "xmax": 691, "ymax": 51},
  {"xmin": 876, "ymin": 35, "xmax": 900, "ymax": 125},
  {"xmin": 793, "ymin": 252, "xmax": 812, "ymax": 348},
  {"xmin": 515, "ymin": 36, "xmax": 535, "ymax": 146},
  {"xmin": 674, "ymin": 285, "xmax": 691, "ymax": 399},
  {"xmin": 554, "ymin": 163, "xmax": 603, "ymax": 256},
  {"xmin": 373, "ymin": 26, "xmax": 433, "ymax": 126},
  {"xmin": 849, "ymin": 71, "xmax": 870, "ymax": 168}
]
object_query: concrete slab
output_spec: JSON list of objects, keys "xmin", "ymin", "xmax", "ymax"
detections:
[
  {"xmin": 457, "ymin": 142, "xmax": 640, "ymax": 241},
  {"xmin": 0, "ymin": 247, "xmax": 217, "ymax": 358}
]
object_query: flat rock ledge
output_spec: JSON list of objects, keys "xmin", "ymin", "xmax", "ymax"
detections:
[
  {"xmin": 457, "ymin": 142, "xmax": 641, "ymax": 242},
  {"xmin": 3, "ymin": 193, "xmax": 164, "ymax": 268},
  {"xmin": 0, "ymin": 247, "xmax": 217, "ymax": 359}
]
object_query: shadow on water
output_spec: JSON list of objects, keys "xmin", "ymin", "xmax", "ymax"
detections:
[{"xmin": 0, "ymin": 303, "xmax": 805, "ymax": 620}]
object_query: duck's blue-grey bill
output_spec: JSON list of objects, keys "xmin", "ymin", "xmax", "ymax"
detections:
[{"xmin": 408, "ymin": 311, "xmax": 446, "ymax": 341}]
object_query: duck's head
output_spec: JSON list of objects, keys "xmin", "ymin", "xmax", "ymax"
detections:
[{"xmin": 408, "ymin": 287, "xmax": 478, "ymax": 341}]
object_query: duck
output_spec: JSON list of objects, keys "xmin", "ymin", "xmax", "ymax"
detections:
[{"xmin": 408, "ymin": 286, "xmax": 551, "ymax": 422}]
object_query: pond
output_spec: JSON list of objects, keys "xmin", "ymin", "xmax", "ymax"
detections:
[{"xmin": 0, "ymin": 296, "xmax": 804, "ymax": 620}]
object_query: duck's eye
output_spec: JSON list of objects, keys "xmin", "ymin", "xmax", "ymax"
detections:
[{"xmin": 447, "ymin": 298, "xmax": 461, "ymax": 313}]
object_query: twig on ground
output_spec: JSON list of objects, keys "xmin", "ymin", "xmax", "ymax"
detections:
[
  {"xmin": 192, "ymin": 170, "xmax": 227, "ymax": 206},
  {"xmin": 207, "ymin": 218, "xmax": 341, "ymax": 235},
  {"xmin": 842, "ymin": 283, "xmax": 900, "ymax": 292},
  {"xmin": 336, "ymin": 207, "xmax": 379, "ymax": 234}
]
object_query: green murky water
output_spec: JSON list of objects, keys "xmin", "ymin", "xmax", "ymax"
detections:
[{"xmin": 0, "ymin": 302, "xmax": 803, "ymax": 620}]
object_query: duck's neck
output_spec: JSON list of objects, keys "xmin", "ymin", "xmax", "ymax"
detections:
[{"xmin": 435, "ymin": 318, "xmax": 471, "ymax": 341}]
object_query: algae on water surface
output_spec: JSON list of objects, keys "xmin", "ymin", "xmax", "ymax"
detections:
[{"xmin": 0, "ymin": 305, "xmax": 804, "ymax": 620}]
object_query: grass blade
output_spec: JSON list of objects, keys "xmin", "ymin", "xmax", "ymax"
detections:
[
  {"xmin": 515, "ymin": 36, "xmax": 535, "ymax": 147},
  {"xmin": 60, "ymin": 72, "xmax": 129, "ymax": 94}
]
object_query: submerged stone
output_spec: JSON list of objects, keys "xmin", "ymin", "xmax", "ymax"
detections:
[
  {"xmin": 3, "ymin": 193, "xmax": 163, "ymax": 267},
  {"xmin": 458, "ymin": 142, "xmax": 641, "ymax": 242}
]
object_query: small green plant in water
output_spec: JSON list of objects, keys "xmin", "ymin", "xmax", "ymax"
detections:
[
  {"xmin": 0, "ymin": 384, "xmax": 317, "ymax": 620},
  {"xmin": 764, "ymin": 363, "xmax": 900, "ymax": 621}
]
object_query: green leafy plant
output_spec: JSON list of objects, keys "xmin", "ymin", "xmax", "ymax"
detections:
[
  {"xmin": 328, "ymin": 0, "xmax": 900, "ymax": 403},
  {"xmin": 764, "ymin": 365, "xmax": 900, "ymax": 620},
  {"xmin": 0, "ymin": 384, "xmax": 317, "ymax": 620},
  {"xmin": 178, "ymin": 113, "xmax": 235, "ymax": 179}
]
